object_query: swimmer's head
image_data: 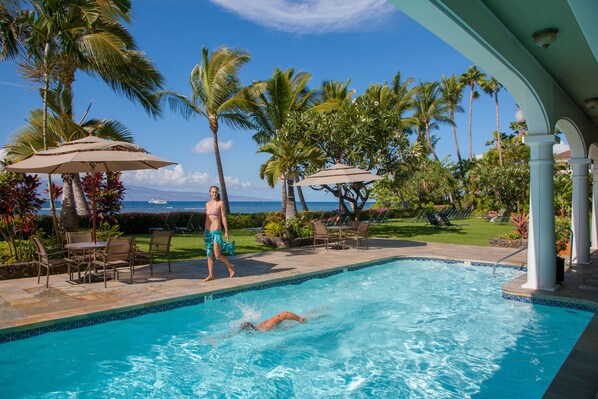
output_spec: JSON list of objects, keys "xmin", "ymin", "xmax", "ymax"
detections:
[{"xmin": 240, "ymin": 322, "xmax": 257, "ymax": 331}]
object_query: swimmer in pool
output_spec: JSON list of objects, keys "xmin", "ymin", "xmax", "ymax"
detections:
[{"xmin": 241, "ymin": 311, "xmax": 306, "ymax": 331}]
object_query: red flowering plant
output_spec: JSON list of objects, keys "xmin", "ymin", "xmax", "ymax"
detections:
[
  {"xmin": 0, "ymin": 169, "xmax": 44, "ymax": 262},
  {"xmin": 82, "ymin": 171, "xmax": 126, "ymax": 225}
]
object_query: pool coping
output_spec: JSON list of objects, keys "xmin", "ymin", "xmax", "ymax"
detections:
[{"xmin": 1, "ymin": 255, "xmax": 595, "ymax": 343}]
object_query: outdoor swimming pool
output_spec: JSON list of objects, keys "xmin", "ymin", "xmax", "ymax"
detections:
[{"xmin": 0, "ymin": 258, "xmax": 593, "ymax": 398}]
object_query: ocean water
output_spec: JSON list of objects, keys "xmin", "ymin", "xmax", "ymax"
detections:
[{"xmin": 40, "ymin": 201, "xmax": 356, "ymax": 215}]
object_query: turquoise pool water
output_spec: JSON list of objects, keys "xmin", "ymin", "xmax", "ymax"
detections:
[{"xmin": 0, "ymin": 259, "xmax": 592, "ymax": 398}]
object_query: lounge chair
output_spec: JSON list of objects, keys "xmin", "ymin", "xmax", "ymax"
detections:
[
  {"xmin": 438, "ymin": 214, "xmax": 462, "ymax": 229},
  {"xmin": 149, "ymin": 214, "xmax": 171, "ymax": 233},
  {"xmin": 93, "ymin": 236, "xmax": 135, "ymax": 287},
  {"xmin": 245, "ymin": 220, "xmax": 266, "ymax": 232},
  {"xmin": 426, "ymin": 212, "xmax": 443, "ymax": 227},
  {"xmin": 173, "ymin": 214, "xmax": 195, "ymax": 235},
  {"xmin": 32, "ymin": 237, "xmax": 71, "ymax": 288},
  {"xmin": 312, "ymin": 221, "xmax": 336, "ymax": 250}
]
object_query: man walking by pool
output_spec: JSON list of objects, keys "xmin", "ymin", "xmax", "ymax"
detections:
[{"xmin": 241, "ymin": 311, "xmax": 306, "ymax": 331}]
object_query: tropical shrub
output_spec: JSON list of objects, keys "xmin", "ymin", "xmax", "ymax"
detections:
[{"xmin": 0, "ymin": 171, "xmax": 44, "ymax": 262}]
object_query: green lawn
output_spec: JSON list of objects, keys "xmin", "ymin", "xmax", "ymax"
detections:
[
  {"xmin": 369, "ymin": 217, "xmax": 514, "ymax": 246},
  {"xmin": 131, "ymin": 218, "xmax": 515, "ymax": 263},
  {"xmin": 132, "ymin": 229, "xmax": 276, "ymax": 263}
]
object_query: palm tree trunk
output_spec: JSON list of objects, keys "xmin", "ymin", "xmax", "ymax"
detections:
[
  {"xmin": 494, "ymin": 91, "xmax": 503, "ymax": 166},
  {"xmin": 72, "ymin": 174, "xmax": 90, "ymax": 217},
  {"xmin": 285, "ymin": 178, "xmax": 298, "ymax": 220},
  {"xmin": 468, "ymin": 85, "xmax": 474, "ymax": 161},
  {"xmin": 280, "ymin": 175, "xmax": 287, "ymax": 213},
  {"xmin": 450, "ymin": 108, "xmax": 464, "ymax": 175},
  {"xmin": 210, "ymin": 117, "xmax": 231, "ymax": 214},
  {"xmin": 425, "ymin": 123, "xmax": 440, "ymax": 161},
  {"xmin": 42, "ymin": 38, "xmax": 59, "ymax": 238},
  {"xmin": 60, "ymin": 174, "xmax": 78, "ymax": 232},
  {"xmin": 296, "ymin": 176, "xmax": 309, "ymax": 211}
]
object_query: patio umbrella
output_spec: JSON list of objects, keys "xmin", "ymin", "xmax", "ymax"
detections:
[
  {"xmin": 6, "ymin": 136, "xmax": 176, "ymax": 242},
  {"xmin": 295, "ymin": 163, "xmax": 383, "ymax": 213}
]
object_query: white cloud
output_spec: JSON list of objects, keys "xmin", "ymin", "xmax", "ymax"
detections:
[
  {"xmin": 209, "ymin": 0, "xmax": 396, "ymax": 34},
  {"xmin": 224, "ymin": 176, "xmax": 252, "ymax": 189},
  {"xmin": 193, "ymin": 137, "xmax": 233, "ymax": 154},
  {"xmin": 122, "ymin": 165, "xmax": 210, "ymax": 187}
]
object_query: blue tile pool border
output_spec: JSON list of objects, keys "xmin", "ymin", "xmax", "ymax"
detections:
[{"xmin": 0, "ymin": 256, "xmax": 595, "ymax": 343}]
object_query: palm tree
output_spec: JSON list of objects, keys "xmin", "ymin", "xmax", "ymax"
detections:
[
  {"xmin": 258, "ymin": 136, "xmax": 325, "ymax": 220},
  {"xmin": 413, "ymin": 81, "xmax": 452, "ymax": 161},
  {"xmin": 390, "ymin": 71, "xmax": 416, "ymax": 117},
  {"xmin": 245, "ymin": 68, "xmax": 318, "ymax": 213},
  {"xmin": 1, "ymin": 0, "xmax": 164, "ymax": 229},
  {"xmin": 310, "ymin": 79, "xmax": 355, "ymax": 112},
  {"xmin": 479, "ymin": 77, "xmax": 504, "ymax": 165},
  {"xmin": 460, "ymin": 66, "xmax": 486, "ymax": 160},
  {"xmin": 5, "ymin": 84, "xmax": 134, "ymax": 231},
  {"xmin": 439, "ymin": 74, "xmax": 465, "ymax": 171},
  {"xmin": 159, "ymin": 47, "xmax": 252, "ymax": 214}
]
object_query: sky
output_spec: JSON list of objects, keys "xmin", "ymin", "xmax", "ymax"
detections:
[{"xmin": 0, "ymin": 0, "xmax": 529, "ymax": 202}]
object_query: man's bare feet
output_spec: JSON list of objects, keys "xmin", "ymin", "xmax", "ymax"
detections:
[
  {"xmin": 229, "ymin": 266, "xmax": 235, "ymax": 278},
  {"xmin": 203, "ymin": 275, "xmax": 214, "ymax": 282},
  {"xmin": 299, "ymin": 317, "xmax": 307, "ymax": 323}
]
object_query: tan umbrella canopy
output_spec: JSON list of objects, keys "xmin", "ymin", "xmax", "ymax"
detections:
[
  {"xmin": 295, "ymin": 163, "xmax": 383, "ymax": 186},
  {"xmin": 6, "ymin": 136, "xmax": 176, "ymax": 241},
  {"xmin": 295, "ymin": 163, "xmax": 383, "ymax": 212}
]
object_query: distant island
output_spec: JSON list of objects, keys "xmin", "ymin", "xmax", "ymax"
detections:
[{"xmin": 123, "ymin": 185, "xmax": 270, "ymax": 202}]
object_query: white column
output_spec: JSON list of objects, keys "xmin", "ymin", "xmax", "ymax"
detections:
[
  {"xmin": 569, "ymin": 158, "xmax": 591, "ymax": 264},
  {"xmin": 522, "ymin": 135, "xmax": 556, "ymax": 291},
  {"xmin": 592, "ymin": 165, "xmax": 598, "ymax": 250}
]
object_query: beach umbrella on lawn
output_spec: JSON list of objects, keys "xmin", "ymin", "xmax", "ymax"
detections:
[
  {"xmin": 6, "ymin": 136, "xmax": 176, "ymax": 242},
  {"xmin": 295, "ymin": 163, "xmax": 383, "ymax": 213}
]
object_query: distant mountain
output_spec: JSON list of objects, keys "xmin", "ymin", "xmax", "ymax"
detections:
[{"xmin": 123, "ymin": 185, "xmax": 268, "ymax": 202}]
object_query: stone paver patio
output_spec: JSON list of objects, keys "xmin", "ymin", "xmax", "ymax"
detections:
[{"xmin": 0, "ymin": 238, "xmax": 596, "ymax": 398}]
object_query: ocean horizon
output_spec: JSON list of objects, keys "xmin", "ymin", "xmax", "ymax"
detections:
[{"xmin": 40, "ymin": 200, "xmax": 373, "ymax": 215}]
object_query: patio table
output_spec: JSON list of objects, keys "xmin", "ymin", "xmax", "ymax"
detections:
[
  {"xmin": 64, "ymin": 241, "xmax": 107, "ymax": 283},
  {"xmin": 327, "ymin": 226, "xmax": 356, "ymax": 250}
]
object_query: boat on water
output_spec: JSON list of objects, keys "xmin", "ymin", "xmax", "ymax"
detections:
[{"xmin": 148, "ymin": 199, "xmax": 168, "ymax": 204}]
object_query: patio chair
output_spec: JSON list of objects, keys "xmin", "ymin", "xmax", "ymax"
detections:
[
  {"xmin": 312, "ymin": 221, "xmax": 336, "ymax": 250},
  {"xmin": 65, "ymin": 231, "xmax": 93, "ymax": 282},
  {"xmin": 352, "ymin": 222, "xmax": 371, "ymax": 250},
  {"xmin": 93, "ymin": 236, "xmax": 135, "ymax": 287},
  {"xmin": 136, "ymin": 230, "xmax": 174, "ymax": 276},
  {"xmin": 32, "ymin": 237, "xmax": 71, "ymax": 288}
]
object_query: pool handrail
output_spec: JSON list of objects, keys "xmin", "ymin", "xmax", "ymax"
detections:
[{"xmin": 491, "ymin": 227, "xmax": 574, "ymax": 276}]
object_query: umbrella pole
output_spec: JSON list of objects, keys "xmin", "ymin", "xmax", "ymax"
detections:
[{"xmin": 91, "ymin": 163, "xmax": 97, "ymax": 243}]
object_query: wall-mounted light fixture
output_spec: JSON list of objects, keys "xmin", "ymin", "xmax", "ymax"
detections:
[
  {"xmin": 532, "ymin": 28, "xmax": 559, "ymax": 48},
  {"xmin": 583, "ymin": 98, "xmax": 598, "ymax": 109},
  {"xmin": 515, "ymin": 105, "xmax": 525, "ymax": 124}
]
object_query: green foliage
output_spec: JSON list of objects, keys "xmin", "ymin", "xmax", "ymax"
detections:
[
  {"xmin": 554, "ymin": 170, "xmax": 572, "ymax": 218},
  {"xmin": 467, "ymin": 158, "xmax": 529, "ymax": 212},
  {"xmin": 95, "ymin": 222, "xmax": 122, "ymax": 241},
  {"xmin": 264, "ymin": 220, "xmax": 286, "ymax": 238}
]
